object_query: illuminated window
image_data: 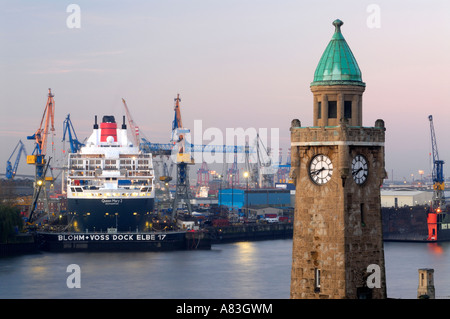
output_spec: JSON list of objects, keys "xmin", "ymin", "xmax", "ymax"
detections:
[{"xmin": 314, "ymin": 268, "xmax": 321, "ymax": 293}]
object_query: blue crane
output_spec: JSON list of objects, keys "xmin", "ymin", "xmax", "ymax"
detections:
[
  {"xmin": 62, "ymin": 114, "xmax": 84, "ymax": 153},
  {"xmin": 428, "ymin": 115, "xmax": 445, "ymax": 210},
  {"xmin": 6, "ymin": 140, "xmax": 27, "ymax": 179},
  {"xmin": 139, "ymin": 93, "xmax": 253, "ymax": 157}
]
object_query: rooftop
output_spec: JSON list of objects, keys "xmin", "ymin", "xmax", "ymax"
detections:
[{"xmin": 311, "ymin": 19, "xmax": 365, "ymax": 87}]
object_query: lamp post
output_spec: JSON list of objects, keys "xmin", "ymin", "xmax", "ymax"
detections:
[
  {"xmin": 230, "ymin": 173, "xmax": 233, "ymax": 213},
  {"xmin": 243, "ymin": 171, "xmax": 249, "ymax": 219},
  {"xmin": 218, "ymin": 174, "xmax": 222, "ymax": 208}
]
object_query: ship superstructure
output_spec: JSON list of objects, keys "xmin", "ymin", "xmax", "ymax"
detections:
[{"xmin": 67, "ymin": 115, "xmax": 155, "ymax": 232}]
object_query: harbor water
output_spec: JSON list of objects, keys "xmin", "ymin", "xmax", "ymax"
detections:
[{"xmin": 0, "ymin": 239, "xmax": 449, "ymax": 299}]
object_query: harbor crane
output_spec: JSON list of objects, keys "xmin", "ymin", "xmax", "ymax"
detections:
[
  {"xmin": 122, "ymin": 98, "xmax": 140, "ymax": 147},
  {"xmin": 171, "ymin": 94, "xmax": 195, "ymax": 220},
  {"xmin": 427, "ymin": 115, "xmax": 446, "ymax": 241},
  {"xmin": 197, "ymin": 161, "xmax": 210, "ymax": 187},
  {"xmin": 62, "ymin": 114, "xmax": 84, "ymax": 153},
  {"xmin": 6, "ymin": 140, "xmax": 27, "ymax": 179},
  {"xmin": 60, "ymin": 113, "xmax": 84, "ymax": 194},
  {"xmin": 428, "ymin": 115, "xmax": 445, "ymax": 209},
  {"xmin": 26, "ymin": 88, "xmax": 55, "ymax": 224}
]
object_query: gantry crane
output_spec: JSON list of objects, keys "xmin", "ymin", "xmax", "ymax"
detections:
[
  {"xmin": 6, "ymin": 140, "xmax": 27, "ymax": 179},
  {"xmin": 427, "ymin": 115, "xmax": 446, "ymax": 241},
  {"xmin": 26, "ymin": 88, "xmax": 55, "ymax": 224}
]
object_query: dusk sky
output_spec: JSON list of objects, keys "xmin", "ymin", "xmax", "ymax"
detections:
[{"xmin": 1, "ymin": 0, "xmax": 450, "ymax": 183}]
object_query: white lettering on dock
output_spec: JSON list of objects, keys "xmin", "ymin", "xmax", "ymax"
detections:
[{"xmin": 57, "ymin": 233, "xmax": 168, "ymax": 242}]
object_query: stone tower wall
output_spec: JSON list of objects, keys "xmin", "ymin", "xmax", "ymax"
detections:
[{"xmin": 290, "ymin": 122, "xmax": 387, "ymax": 299}]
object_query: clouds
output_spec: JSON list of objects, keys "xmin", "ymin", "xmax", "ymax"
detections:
[{"xmin": 28, "ymin": 50, "xmax": 126, "ymax": 75}]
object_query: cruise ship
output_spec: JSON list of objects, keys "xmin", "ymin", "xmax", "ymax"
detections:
[{"xmin": 66, "ymin": 115, "xmax": 155, "ymax": 232}]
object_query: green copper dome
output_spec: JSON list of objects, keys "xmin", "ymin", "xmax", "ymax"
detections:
[{"xmin": 311, "ymin": 19, "xmax": 365, "ymax": 87}]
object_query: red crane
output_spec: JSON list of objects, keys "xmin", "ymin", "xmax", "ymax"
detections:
[
  {"xmin": 28, "ymin": 88, "xmax": 55, "ymax": 158},
  {"xmin": 197, "ymin": 161, "xmax": 210, "ymax": 186},
  {"xmin": 122, "ymin": 98, "xmax": 140, "ymax": 146}
]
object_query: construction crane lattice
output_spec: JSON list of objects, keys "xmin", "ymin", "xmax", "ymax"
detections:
[{"xmin": 428, "ymin": 115, "xmax": 445, "ymax": 210}]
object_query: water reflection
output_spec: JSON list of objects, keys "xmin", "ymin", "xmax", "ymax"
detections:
[
  {"xmin": 235, "ymin": 242, "xmax": 255, "ymax": 266},
  {"xmin": 2, "ymin": 240, "xmax": 450, "ymax": 299},
  {"xmin": 427, "ymin": 242, "xmax": 444, "ymax": 255}
]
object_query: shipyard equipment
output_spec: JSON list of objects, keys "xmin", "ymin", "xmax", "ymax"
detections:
[
  {"xmin": 427, "ymin": 115, "xmax": 446, "ymax": 241},
  {"xmin": 6, "ymin": 140, "xmax": 27, "ymax": 179},
  {"xmin": 26, "ymin": 88, "xmax": 55, "ymax": 223},
  {"xmin": 274, "ymin": 148, "xmax": 291, "ymax": 183},
  {"xmin": 428, "ymin": 115, "xmax": 445, "ymax": 209},
  {"xmin": 117, "ymin": 95, "xmax": 279, "ymax": 220},
  {"xmin": 62, "ymin": 114, "xmax": 84, "ymax": 153},
  {"xmin": 197, "ymin": 161, "xmax": 210, "ymax": 186},
  {"xmin": 255, "ymin": 133, "xmax": 275, "ymax": 188},
  {"xmin": 227, "ymin": 154, "xmax": 239, "ymax": 186},
  {"xmin": 160, "ymin": 161, "xmax": 174, "ymax": 182},
  {"xmin": 171, "ymin": 94, "xmax": 194, "ymax": 220},
  {"xmin": 122, "ymin": 98, "xmax": 140, "ymax": 147}
]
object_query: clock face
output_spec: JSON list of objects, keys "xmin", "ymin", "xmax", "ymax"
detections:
[
  {"xmin": 309, "ymin": 155, "xmax": 333, "ymax": 185},
  {"xmin": 352, "ymin": 154, "xmax": 368, "ymax": 185}
]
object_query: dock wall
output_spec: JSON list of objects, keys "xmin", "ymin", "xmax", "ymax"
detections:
[{"xmin": 207, "ymin": 223, "xmax": 293, "ymax": 244}]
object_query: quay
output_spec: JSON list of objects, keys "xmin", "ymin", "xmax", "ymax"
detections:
[
  {"xmin": 206, "ymin": 223, "xmax": 293, "ymax": 244},
  {"xmin": 0, "ymin": 222, "xmax": 295, "ymax": 256},
  {"xmin": 36, "ymin": 230, "xmax": 211, "ymax": 252}
]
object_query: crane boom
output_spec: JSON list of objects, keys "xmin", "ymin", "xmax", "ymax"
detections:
[
  {"xmin": 62, "ymin": 114, "xmax": 84, "ymax": 153},
  {"xmin": 173, "ymin": 93, "xmax": 183, "ymax": 131},
  {"xmin": 171, "ymin": 94, "xmax": 192, "ymax": 163},
  {"xmin": 6, "ymin": 140, "xmax": 27, "ymax": 179},
  {"xmin": 28, "ymin": 88, "xmax": 55, "ymax": 156},
  {"xmin": 121, "ymin": 98, "xmax": 140, "ymax": 146}
]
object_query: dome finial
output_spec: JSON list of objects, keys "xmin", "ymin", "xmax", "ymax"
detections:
[{"xmin": 333, "ymin": 19, "xmax": 343, "ymax": 32}]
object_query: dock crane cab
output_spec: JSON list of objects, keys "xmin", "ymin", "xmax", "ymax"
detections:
[
  {"xmin": 171, "ymin": 94, "xmax": 194, "ymax": 165},
  {"xmin": 427, "ymin": 115, "xmax": 446, "ymax": 241},
  {"xmin": 6, "ymin": 140, "xmax": 27, "ymax": 179}
]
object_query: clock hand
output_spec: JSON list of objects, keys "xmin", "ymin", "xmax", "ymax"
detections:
[
  {"xmin": 312, "ymin": 167, "xmax": 325, "ymax": 176},
  {"xmin": 352, "ymin": 167, "xmax": 362, "ymax": 176}
]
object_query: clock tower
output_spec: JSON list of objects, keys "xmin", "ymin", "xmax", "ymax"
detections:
[{"xmin": 290, "ymin": 19, "xmax": 387, "ymax": 299}]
